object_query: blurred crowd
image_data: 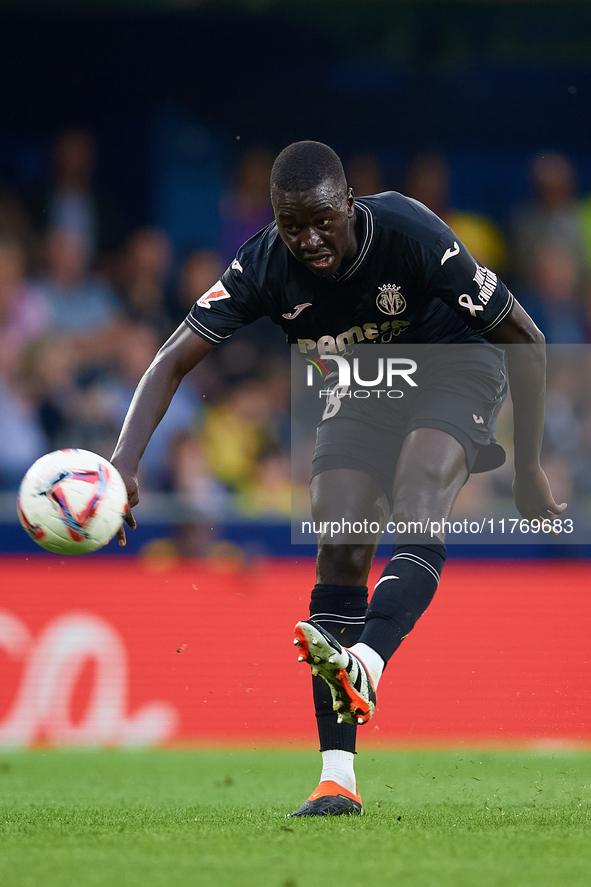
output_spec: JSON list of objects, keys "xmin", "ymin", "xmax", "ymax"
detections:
[
  {"xmin": 2, "ymin": 128, "xmax": 591, "ymax": 528},
  {"xmin": 0, "ymin": 131, "xmax": 290, "ymax": 520}
]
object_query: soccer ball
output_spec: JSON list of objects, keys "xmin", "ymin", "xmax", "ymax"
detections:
[{"xmin": 17, "ymin": 449, "xmax": 129, "ymax": 555}]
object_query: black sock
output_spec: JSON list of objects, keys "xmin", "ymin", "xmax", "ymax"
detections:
[
  {"xmin": 310, "ymin": 584, "xmax": 368, "ymax": 753},
  {"xmin": 358, "ymin": 543, "xmax": 446, "ymax": 663}
]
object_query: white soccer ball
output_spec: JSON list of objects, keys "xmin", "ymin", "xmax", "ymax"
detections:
[{"xmin": 17, "ymin": 449, "xmax": 129, "ymax": 555}]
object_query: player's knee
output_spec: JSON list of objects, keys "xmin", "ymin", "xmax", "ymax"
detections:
[
  {"xmin": 317, "ymin": 543, "xmax": 373, "ymax": 585},
  {"xmin": 393, "ymin": 460, "xmax": 466, "ymax": 524},
  {"xmin": 400, "ymin": 458, "xmax": 453, "ymax": 496}
]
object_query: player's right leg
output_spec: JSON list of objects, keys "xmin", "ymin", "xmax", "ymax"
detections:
[{"xmin": 289, "ymin": 467, "xmax": 385, "ymax": 817}]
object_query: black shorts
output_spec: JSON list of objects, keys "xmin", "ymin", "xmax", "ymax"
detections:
[{"xmin": 311, "ymin": 343, "xmax": 508, "ymax": 509}]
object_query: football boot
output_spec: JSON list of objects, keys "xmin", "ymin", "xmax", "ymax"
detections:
[
  {"xmin": 287, "ymin": 780, "xmax": 362, "ymax": 817},
  {"xmin": 294, "ymin": 619, "xmax": 376, "ymax": 725}
]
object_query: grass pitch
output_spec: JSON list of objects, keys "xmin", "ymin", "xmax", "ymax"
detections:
[{"xmin": 0, "ymin": 749, "xmax": 590, "ymax": 887}]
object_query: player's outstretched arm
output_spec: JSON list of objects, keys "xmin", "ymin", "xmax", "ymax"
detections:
[
  {"xmin": 485, "ymin": 300, "xmax": 567, "ymax": 522},
  {"xmin": 110, "ymin": 324, "xmax": 214, "ymax": 545}
]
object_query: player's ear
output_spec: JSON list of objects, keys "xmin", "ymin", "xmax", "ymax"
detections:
[{"xmin": 347, "ymin": 186, "xmax": 355, "ymax": 214}]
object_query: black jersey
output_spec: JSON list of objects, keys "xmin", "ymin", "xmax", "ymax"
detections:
[{"xmin": 185, "ymin": 191, "xmax": 514, "ymax": 356}]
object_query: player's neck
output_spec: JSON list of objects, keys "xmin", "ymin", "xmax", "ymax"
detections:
[{"xmin": 338, "ymin": 208, "xmax": 362, "ymax": 274}]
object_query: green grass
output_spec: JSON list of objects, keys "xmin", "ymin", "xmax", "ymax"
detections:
[{"xmin": 0, "ymin": 749, "xmax": 590, "ymax": 887}]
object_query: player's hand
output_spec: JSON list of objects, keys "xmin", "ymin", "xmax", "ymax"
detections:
[
  {"xmin": 113, "ymin": 465, "xmax": 139, "ymax": 547},
  {"xmin": 512, "ymin": 465, "xmax": 567, "ymax": 527}
]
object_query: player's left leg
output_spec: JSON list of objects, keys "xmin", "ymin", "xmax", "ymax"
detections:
[
  {"xmin": 350, "ymin": 427, "xmax": 468, "ymax": 685},
  {"xmin": 348, "ymin": 344, "xmax": 509, "ymax": 683}
]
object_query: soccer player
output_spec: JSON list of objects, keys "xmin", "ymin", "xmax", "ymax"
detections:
[{"xmin": 111, "ymin": 141, "xmax": 566, "ymax": 817}]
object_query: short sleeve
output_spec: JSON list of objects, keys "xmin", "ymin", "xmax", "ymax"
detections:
[
  {"xmin": 426, "ymin": 232, "xmax": 514, "ymax": 335},
  {"xmin": 184, "ymin": 258, "xmax": 265, "ymax": 345}
]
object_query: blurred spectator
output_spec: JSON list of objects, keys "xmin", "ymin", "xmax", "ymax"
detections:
[
  {"xmin": 577, "ymin": 189, "xmax": 591, "ymax": 269},
  {"xmin": 259, "ymin": 359, "xmax": 291, "ymax": 453},
  {"xmin": 201, "ymin": 378, "xmax": 279, "ymax": 491},
  {"xmin": 406, "ymin": 153, "xmax": 448, "ymax": 217},
  {"xmin": 28, "ymin": 128, "xmax": 127, "ymax": 260},
  {"xmin": 114, "ymin": 227, "xmax": 174, "ymax": 340},
  {"xmin": 38, "ymin": 228, "xmax": 121, "ymax": 336},
  {"xmin": 50, "ymin": 130, "xmax": 96, "ymax": 253},
  {"xmin": 346, "ymin": 154, "xmax": 384, "ymax": 197},
  {"xmin": 0, "ymin": 372, "xmax": 48, "ymax": 489},
  {"xmin": 543, "ymin": 363, "xmax": 582, "ymax": 458},
  {"xmin": 170, "ymin": 432, "xmax": 228, "ymax": 520},
  {"xmin": 236, "ymin": 453, "xmax": 293, "ymax": 516},
  {"xmin": 23, "ymin": 322, "xmax": 201, "ymax": 488},
  {"xmin": 220, "ymin": 149, "xmax": 275, "ymax": 262},
  {"xmin": 177, "ymin": 248, "xmax": 224, "ymax": 317},
  {"xmin": 405, "ymin": 153, "xmax": 507, "ymax": 271},
  {"xmin": 509, "ymin": 152, "xmax": 588, "ymax": 290},
  {"xmin": 517, "ymin": 245, "xmax": 586, "ymax": 344},
  {"xmin": 24, "ymin": 336, "xmax": 86, "ymax": 451},
  {"xmin": 574, "ymin": 351, "xmax": 591, "ymax": 494},
  {"xmin": 106, "ymin": 322, "xmax": 202, "ymax": 489},
  {"xmin": 540, "ymin": 359, "xmax": 589, "ymax": 502},
  {"xmin": 0, "ymin": 315, "xmax": 52, "ymax": 487},
  {"xmin": 0, "ymin": 238, "xmax": 50, "ymax": 378},
  {"xmin": 0, "ymin": 188, "xmax": 33, "ymax": 251}
]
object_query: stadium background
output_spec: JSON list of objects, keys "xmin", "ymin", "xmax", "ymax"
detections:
[{"xmin": 1, "ymin": 0, "xmax": 590, "ymax": 748}]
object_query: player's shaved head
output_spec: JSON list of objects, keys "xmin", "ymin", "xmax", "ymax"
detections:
[
  {"xmin": 271, "ymin": 141, "xmax": 356, "ymax": 279},
  {"xmin": 270, "ymin": 141, "xmax": 347, "ymax": 199}
]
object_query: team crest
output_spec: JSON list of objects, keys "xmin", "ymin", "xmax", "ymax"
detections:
[{"xmin": 376, "ymin": 283, "xmax": 406, "ymax": 316}]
